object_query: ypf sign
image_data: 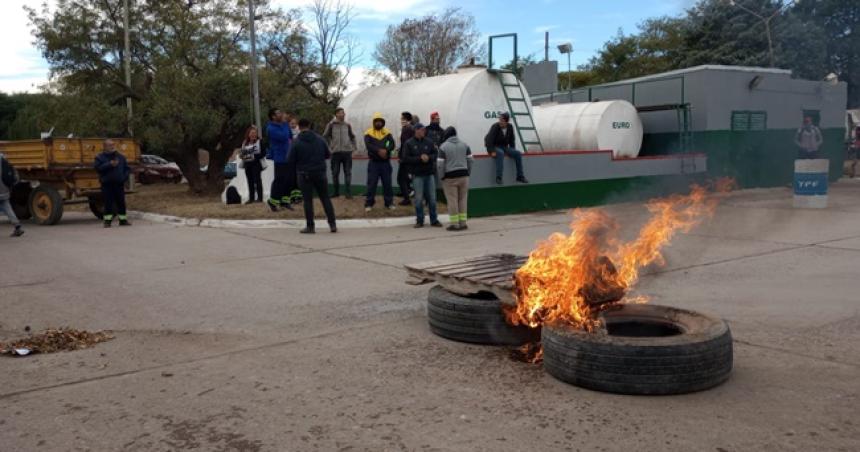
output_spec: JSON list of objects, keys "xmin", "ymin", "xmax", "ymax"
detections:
[{"xmin": 793, "ymin": 159, "xmax": 829, "ymax": 208}]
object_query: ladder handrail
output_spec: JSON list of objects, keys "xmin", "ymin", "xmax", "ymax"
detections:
[{"xmin": 496, "ymin": 71, "xmax": 544, "ymax": 152}]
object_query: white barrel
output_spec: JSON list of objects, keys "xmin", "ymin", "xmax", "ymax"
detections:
[
  {"xmin": 533, "ymin": 101, "xmax": 643, "ymax": 158},
  {"xmin": 793, "ymin": 159, "xmax": 829, "ymax": 208},
  {"xmin": 339, "ymin": 68, "xmax": 539, "ymax": 155}
]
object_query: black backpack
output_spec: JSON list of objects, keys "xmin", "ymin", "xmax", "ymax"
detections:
[{"xmin": 1, "ymin": 156, "xmax": 17, "ymax": 187}]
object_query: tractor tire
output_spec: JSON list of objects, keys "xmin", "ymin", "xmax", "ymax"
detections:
[
  {"xmin": 427, "ymin": 285, "xmax": 539, "ymax": 346},
  {"xmin": 28, "ymin": 185, "xmax": 64, "ymax": 225},
  {"xmin": 542, "ymin": 304, "xmax": 733, "ymax": 395}
]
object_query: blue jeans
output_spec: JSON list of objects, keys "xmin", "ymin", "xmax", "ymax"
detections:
[
  {"xmin": 0, "ymin": 199, "xmax": 20, "ymax": 226},
  {"xmin": 365, "ymin": 161, "xmax": 394, "ymax": 207},
  {"xmin": 412, "ymin": 175, "xmax": 438, "ymax": 225},
  {"xmin": 494, "ymin": 147, "xmax": 525, "ymax": 179}
]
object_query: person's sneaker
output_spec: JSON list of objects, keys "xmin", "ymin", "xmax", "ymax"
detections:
[
  {"xmin": 388, "ymin": 205, "xmax": 397, "ymax": 211},
  {"xmin": 496, "ymin": 176, "xmax": 503, "ymax": 185},
  {"xmin": 345, "ymin": 194, "xmax": 353, "ymax": 200},
  {"xmin": 408, "ymin": 190, "xmax": 415, "ymax": 198},
  {"xmin": 446, "ymin": 224, "xmax": 460, "ymax": 231},
  {"xmin": 103, "ymin": 220, "xmax": 112, "ymax": 228},
  {"xmin": 365, "ymin": 206, "xmax": 372, "ymax": 212},
  {"xmin": 11, "ymin": 226, "xmax": 24, "ymax": 237},
  {"xmin": 267, "ymin": 199, "xmax": 279, "ymax": 212},
  {"xmin": 119, "ymin": 219, "xmax": 132, "ymax": 226},
  {"xmin": 431, "ymin": 221, "xmax": 443, "ymax": 227},
  {"xmin": 300, "ymin": 227, "xmax": 315, "ymax": 234},
  {"xmin": 517, "ymin": 176, "xmax": 529, "ymax": 184},
  {"xmin": 459, "ymin": 224, "xmax": 468, "ymax": 230},
  {"xmin": 332, "ymin": 193, "xmax": 340, "ymax": 198},
  {"xmin": 329, "ymin": 224, "xmax": 337, "ymax": 233},
  {"xmin": 398, "ymin": 198, "xmax": 412, "ymax": 206},
  {"xmin": 414, "ymin": 223, "xmax": 424, "ymax": 228}
]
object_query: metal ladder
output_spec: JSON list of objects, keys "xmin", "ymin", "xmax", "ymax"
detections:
[{"xmin": 496, "ymin": 70, "xmax": 544, "ymax": 152}]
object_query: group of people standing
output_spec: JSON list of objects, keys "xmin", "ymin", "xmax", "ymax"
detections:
[{"xmin": 233, "ymin": 107, "xmax": 534, "ymax": 233}]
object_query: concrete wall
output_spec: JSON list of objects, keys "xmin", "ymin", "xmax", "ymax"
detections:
[{"xmin": 346, "ymin": 152, "xmax": 706, "ymax": 190}]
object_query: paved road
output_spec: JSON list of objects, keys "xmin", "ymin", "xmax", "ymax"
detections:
[{"xmin": 1, "ymin": 181, "xmax": 859, "ymax": 451}]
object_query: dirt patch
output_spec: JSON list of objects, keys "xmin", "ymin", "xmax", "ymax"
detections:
[
  {"xmin": 0, "ymin": 328, "xmax": 114, "ymax": 355},
  {"xmin": 88, "ymin": 183, "xmax": 444, "ymax": 220}
]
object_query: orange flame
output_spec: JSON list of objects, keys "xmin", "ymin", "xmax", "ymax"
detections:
[{"xmin": 506, "ymin": 181, "xmax": 732, "ymax": 332}]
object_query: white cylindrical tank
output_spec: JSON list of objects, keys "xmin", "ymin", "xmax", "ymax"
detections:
[
  {"xmin": 339, "ymin": 68, "xmax": 538, "ymax": 155},
  {"xmin": 533, "ymin": 101, "xmax": 643, "ymax": 158}
]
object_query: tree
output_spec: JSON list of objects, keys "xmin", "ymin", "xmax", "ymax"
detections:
[
  {"xmin": 372, "ymin": 8, "xmax": 484, "ymax": 81},
  {"xmin": 793, "ymin": 0, "xmax": 860, "ymax": 107},
  {"xmin": 27, "ymin": 0, "xmax": 335, "ymax": 194},
  {"xmin": 308, "ymin": 0, "xmax": 360, "ymax": 99}
]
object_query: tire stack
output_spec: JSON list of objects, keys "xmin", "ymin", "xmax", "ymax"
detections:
[{"xmin": 426, "ymin": 286, "xmax": 733, "ymax": 395}]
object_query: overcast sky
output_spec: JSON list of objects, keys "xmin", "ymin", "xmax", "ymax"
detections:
[{"xmin": 0, "ymin": 0, "xmax": 693, "ymax": 94}]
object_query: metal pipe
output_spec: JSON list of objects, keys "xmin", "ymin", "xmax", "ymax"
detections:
[
  {"xmin": 249, "ymin": 0, "xmax": 262, "ymax": 132},
  {"xmin": 123, "ymin": 0, "xmax": 133, "ymax": 136}
]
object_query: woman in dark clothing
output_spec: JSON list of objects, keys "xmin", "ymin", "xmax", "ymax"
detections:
[{"xmin": 240, "ymin": 125, "xmax": 264, "ymax": 203}]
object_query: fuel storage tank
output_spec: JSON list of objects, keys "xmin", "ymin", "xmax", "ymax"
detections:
[
  {"xmin": 533, "ymin": 101, "xmax": 643, "ymax": 158},
  {"xmin": 339, "ymin": 67, "xmax": 540, "ymax": 155}
]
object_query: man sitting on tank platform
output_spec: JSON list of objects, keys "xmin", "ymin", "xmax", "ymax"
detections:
[{"xmin": 485, "ymin": 112, "xmax": 528, "ymax": 185}]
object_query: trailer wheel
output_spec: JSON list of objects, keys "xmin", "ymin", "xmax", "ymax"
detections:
[
  {"xmin": 11, "ymin": 183, "xmax": 32, "ymax": 220},
  {"xmin": 29, "ymin": 186, "xmax": 64, "ymax": 225},
  {"xmin": 88, "ymin": 196, "xmax": 104, "ymax": 220}
]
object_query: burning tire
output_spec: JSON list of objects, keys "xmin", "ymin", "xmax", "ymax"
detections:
[
  {"xmin": 427, "ymin": 285, "xmax": 538, "ymax": 346},
  {"xmin": 542, "ymin": 304, "xmax": 732, "ymax": 395}
]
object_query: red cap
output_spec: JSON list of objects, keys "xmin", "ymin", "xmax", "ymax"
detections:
[{"xmin": 430, "ymin": 112, "xmax": 440, "ymax": 119}]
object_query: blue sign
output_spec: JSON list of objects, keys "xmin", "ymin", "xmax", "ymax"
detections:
[{"xmin": 794, "ymin": 172, "xmax": 828, "ymax": 196}]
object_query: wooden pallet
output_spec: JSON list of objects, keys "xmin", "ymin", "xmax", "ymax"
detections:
[{"xmin": 404, "ymin": 254, "xmax": 527, "ymax": 306}]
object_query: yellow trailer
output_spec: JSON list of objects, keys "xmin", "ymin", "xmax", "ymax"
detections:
[{"xmin": 0, "ymin": 138, "xmax": 140, "ymax": 225}]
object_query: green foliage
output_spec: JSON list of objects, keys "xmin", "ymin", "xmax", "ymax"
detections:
[
  {"xmin": 580, "ymin": 0, "xmax": 853, "ymax": 106},
  {"xmin": 25, "ymin": 0, "xmax": 340, "ymax": 194}
]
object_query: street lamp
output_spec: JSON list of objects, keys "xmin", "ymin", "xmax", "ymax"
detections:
[
  {"xmin": 727, "ymin": 0, "xmax": 794, "ymax": 68},
  {"xmin": 558, "ymin": 43, "xmax": 573, "ymax": 91}
]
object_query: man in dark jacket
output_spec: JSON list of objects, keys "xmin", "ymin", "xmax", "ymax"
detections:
[
  {"xmin": 288, "ymin": 119, "xmax": 337, "ymax": 234},
  {"xmin": 0, "ymin": 153, "xmax": 24, "ymax": 237},
  {"xmin": 426, "ymin": 112, "xmax": 445, "ymax": 148},
  {"xmin": 397, "ymin": 111, "xmax": 415, "ymax": 206},
  {"xmin": 403, "ymin": 123, "xmax": 442, "ymax": 228},
  {"xmin": 364, "ymin": 113, "xmax": 396, "ymax": 211},
  {"xmin": 94, "ymin": 139, "xmax": 131, "ymax": 227},
  {"xmin": 265, "ymin": 107, "xmax": 294, "ymax": 212},
  {"xmin": 485, "ymin": 112, "xmax": 528, "ymax": 185}
]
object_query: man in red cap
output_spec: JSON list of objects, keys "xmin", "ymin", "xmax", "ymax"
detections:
[{"xmin": 426, "ymin": 112, "xmax": 445, "ymax": 149}]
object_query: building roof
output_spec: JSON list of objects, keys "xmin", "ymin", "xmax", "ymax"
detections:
[{"xmin": 593, "ymin": 65, "xmax": 793, "ymax": 88}]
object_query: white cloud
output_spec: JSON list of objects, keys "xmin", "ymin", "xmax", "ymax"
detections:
[
  {"xmin": 272, "ymin": 0, "xmax": 435, "ymax": 21},
  {"xmin": 0, "ymin": 0, "xmax": 55, "ymax": 93},
  {"xmin": 533, "ymin": 25, "xmax": 559, "ymax": 34}
]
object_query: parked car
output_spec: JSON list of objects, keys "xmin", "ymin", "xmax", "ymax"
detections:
[{"xmin": 136, "ymin": 154, "xmax": 183, "ymax": 184}]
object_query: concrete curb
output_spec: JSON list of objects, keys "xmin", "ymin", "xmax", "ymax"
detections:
[{"xmin": 128, "ymin": 211, "xmax": 452, "ymax": 229}]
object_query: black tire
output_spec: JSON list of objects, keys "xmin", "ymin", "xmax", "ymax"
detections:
[
  {"xmin": 88, "ymin": 196, "xmax": 104, "ymax": 220},
  {"xmin": 427, "ymin": 285, "xmax": 539, "ymax": 346},
  {"xmin": 542, "ymin": 304, "xmax": 732, "ymax": 395},
  {"xmin": 28, "ymin": 185, "xmax": 64, "ymax": 225},
  {"xmin": 11, "ymin": 182, "xmax": 32, "ymax": 220}
]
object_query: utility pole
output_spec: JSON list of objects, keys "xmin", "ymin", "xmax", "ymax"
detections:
[
  {"xmin": 249, "ymin": 0, "xmax": 262, "ymax": 132},
  {"xmin": 123, "ymin": 0, "xmax": 133, "ymax": 136}
]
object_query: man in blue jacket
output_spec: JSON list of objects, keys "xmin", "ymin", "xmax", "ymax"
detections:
[
  {"xmin": 266, "ymin": 108, "xmax": 294, "ymax": 212},
  {"xmin": 288, "ymin": 118, "xmax": 337, "ymax": 234},
  {"xmin": 94, "ymin": 139, "xmax": 131, "ymax": 227}
]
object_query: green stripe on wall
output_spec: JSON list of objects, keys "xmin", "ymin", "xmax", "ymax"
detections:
[{"xmin": 641, "ymin": 127, "xmax": 845, "ymax": 187}]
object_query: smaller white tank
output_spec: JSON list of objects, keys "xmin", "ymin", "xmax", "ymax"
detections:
[{"xmin": 534, "ymin": 101, "xmax": 643, "ymax": 158}]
